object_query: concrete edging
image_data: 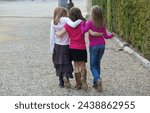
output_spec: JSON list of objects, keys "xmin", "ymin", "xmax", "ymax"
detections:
[{"xmin": 114, "ymin": 37, "xmax": 150, "ymax": 70}]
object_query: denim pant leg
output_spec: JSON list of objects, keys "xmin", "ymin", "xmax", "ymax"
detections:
[{"xmin": 89, "ymin": 45, "xmax": 105, "ymax": 85}]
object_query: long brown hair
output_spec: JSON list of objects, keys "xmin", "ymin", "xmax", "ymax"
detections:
[
  {"xmin": 53, "ymin": 6, "xmax": 68, "ymax": 25},
  {"xmin": 68, "ymin": 7, "xmax": 86, "ymax": 22},
  {"xmin": 90, "ymin": 5, "xmax": 104, "ymax": 28}
]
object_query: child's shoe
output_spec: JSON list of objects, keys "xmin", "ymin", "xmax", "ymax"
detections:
[
  {"xmin": 63, "ymin": 77, "xmax": 71, "ymax": 88},
  {"xmin": 92, "ymin": 84, "xmax": 97, "ymax": 89},
  {"xmin": 81, "ymin": 69, "xmax": 88, "ymax": 91},
  {"xmin": 59, "ymin": 84, "xmax": 64, "ymax": 88},
  {"xmin": 75, "ymin": 73, "xmax": 82, "ymax": 90},
  {"xmin": 96, "ymin": 79, "xmax": 103, "ymax": 92}
]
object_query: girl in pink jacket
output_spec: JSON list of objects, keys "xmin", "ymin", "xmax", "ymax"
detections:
[{"xmin": 81, "ymin": 5, "xmax": 114, "ymax": 92}]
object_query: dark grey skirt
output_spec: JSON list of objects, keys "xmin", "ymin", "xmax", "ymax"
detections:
[{"xmin": 52, "ymin": 44, "xmax": 73, "ymax": 78}]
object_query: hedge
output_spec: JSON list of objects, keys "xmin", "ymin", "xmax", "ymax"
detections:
[{"xmin": 92, "ymin": 0, "xmax": 150, "ymax": 60}]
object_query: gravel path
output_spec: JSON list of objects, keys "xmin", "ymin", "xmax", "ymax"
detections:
[{"xmin": 0, "ymin": 0, "xmax": 149, "ymax": 96}]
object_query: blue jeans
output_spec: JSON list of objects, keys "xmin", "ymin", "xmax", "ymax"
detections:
[
  {"xmin": 89, "ymin": 45, "xmax": 105, "ymax": 85},
  {"xmin": 58, "ymin": 0, "xmax": 67, "ymax": 8}
]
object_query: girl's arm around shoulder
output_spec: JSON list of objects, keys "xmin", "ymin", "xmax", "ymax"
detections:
[
  {"xmin": 61, "ymin": 17, "xmax": 82, "ymax": 28},
  {"xmin": 56, "ymin": 28, "xmax": 67, "ymax": 37},
  {"xmin": 80, "ymin": 20, "xmax": 92, "ymax": 34},
  {"xmin": 88, "ymin": 30, "xmax": 103, "ymax": 37},
  {"xmin": 103, "ymin": 27, "xmax": 115, "ymax": 39}
]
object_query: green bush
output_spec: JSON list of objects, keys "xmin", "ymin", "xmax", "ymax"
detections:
[{"xmin": 92, "ymin": 0, "xmax": 150, "ymax": 60}]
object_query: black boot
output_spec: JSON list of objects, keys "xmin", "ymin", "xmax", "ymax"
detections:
[{"xmin": 59, "ymin": 75, "xmax": 64, "ymax": 88}]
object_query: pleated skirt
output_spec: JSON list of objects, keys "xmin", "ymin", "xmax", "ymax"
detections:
[{"xmin": 52, "ymin": 44, "xmax": 73, "ymax": 78}]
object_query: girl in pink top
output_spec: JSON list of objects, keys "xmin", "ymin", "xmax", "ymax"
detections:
[{"xmin": 81, "ymin": 5, "xmax": 114, "ymax": 92}]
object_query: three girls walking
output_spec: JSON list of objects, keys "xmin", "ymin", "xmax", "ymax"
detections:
[{"xmin": 50, "ymin": 5, "xmax": 114, "ymax": 92}]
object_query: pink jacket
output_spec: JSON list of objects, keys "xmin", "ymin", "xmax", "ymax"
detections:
[
  {"xmin": 64, "ymin": 21, "xmax": 86, "ymax": 50},
  {"xmin": 81, "ymin": 20, "xmax": 114, "ymax": 47}
]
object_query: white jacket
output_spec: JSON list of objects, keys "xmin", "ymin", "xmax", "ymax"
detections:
[{"xmin": 50, "ymin": 17, "xmax": 81, "ymax": 52}]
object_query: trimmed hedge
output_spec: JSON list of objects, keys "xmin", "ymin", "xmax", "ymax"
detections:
[{"xmin": 93, "ymin": 0, "xmax": 150, "ymax": 60}]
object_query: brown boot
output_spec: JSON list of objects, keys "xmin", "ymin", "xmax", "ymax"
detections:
[
  {"xmin": 63, "ymin": 77, "xmax": 71, "ymax": 88},
  {"xmin": 75, "ymin": 73, "xmax": 82, "ymax": 90},
  {"xmin": 81, "ymin": 69, "xmax": 88, "ymax": 91},
  {"xmin": 96, "ymin": 79, "xmax": 103, "ymax": 92}
]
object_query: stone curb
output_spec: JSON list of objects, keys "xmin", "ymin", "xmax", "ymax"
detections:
[{"xmin": 114, "ymin": 37, "xmax": 150, "ymax": 70}]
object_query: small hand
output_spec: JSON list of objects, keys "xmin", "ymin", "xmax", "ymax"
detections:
[{"xmin": 111, "ymin": 32, "xmax": 116, "ymax": 37}]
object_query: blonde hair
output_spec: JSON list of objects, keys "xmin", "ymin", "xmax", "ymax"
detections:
[
  {"xmin": 53, "ymin": 6, "xmax": 68, "ymax": 25},
  {"xmin": 90, "ymin": 5, "xmax": 104, "ymax": 28}
]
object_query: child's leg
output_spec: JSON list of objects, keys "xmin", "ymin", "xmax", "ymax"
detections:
[
  {"xmin": 74, "ymin": 62, "xmax": 82, "ymax": 90},
  {"xmin": 55, "ymin": 66, "xmax": 64, "ymax": 88},
  {"xmin": 96, "ymin": 45, "xmax": 105, "ymax": 92},
  {"xmin": 63, "ymin": 75, "xmax": 71, "ymax": 88},
  {"xmin": 90, "ymin": 45, "xmax": 105, "ymax": 92},
  {"xmin": 59, "ymin": 73, "xmax": 64, "ymax": 88},
  {"xmin": 89, "ymin": 46, "xmax": 100, "ymax": 86},
  {"xmin": 80, "ymin": 62, "xmax": 88, "ymax": 91},
  {"xmin": 89, "ymin": 46, "xmax": 102, "ymax": 84}
]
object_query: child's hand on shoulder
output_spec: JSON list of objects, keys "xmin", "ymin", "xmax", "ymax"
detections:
[{"xmin": 111, "ymin": 32, "xmax": 116, "ymax": 37}]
